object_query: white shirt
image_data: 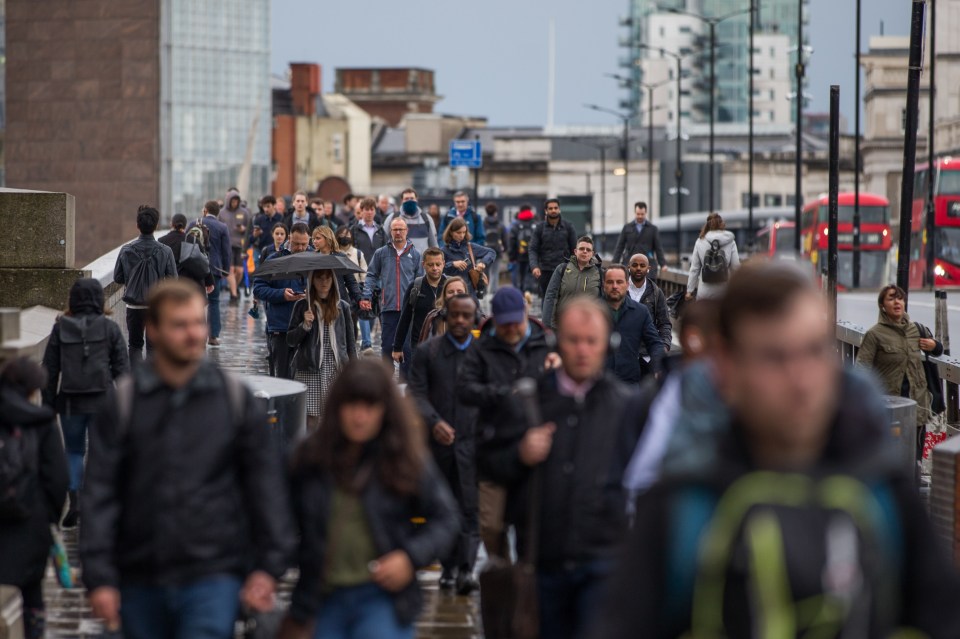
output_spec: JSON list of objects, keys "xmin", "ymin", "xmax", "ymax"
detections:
[{"xmin": 628, "ymin": 278, "xmax": 648, "ymax": 304}]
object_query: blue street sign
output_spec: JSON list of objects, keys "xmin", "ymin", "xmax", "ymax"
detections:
[{"xmin": 449, "ymin": 139, "xmax": 482, "ymax": 169}]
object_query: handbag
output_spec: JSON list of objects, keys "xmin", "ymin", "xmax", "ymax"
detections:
[
  {"xmin": 915, "ymin": 322, "xmax": 946, "ymax": 415},
  {"xmin": 467, "ymin": 244, "xmax": 489, "ymax": 292},
  {"xmin": 479, "ymin": 383, "xmax": 542, "ymax": 639}
]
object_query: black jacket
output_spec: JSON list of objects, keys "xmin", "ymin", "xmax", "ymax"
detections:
[
  {"xmin": 528, "ymin": 217, "xmax": 577, "ymax": 273},
  {"xmin": 286, "ymin": 298, "xmax": 357, "ymax": 373},
  {"xmin": 287, "ymin": 460, "xmax": 459, "ymax": 625},
  {"xmin": 459, "ymin": 320, "xmax": 553, "ymax": 470},
  {"xmin": 636, "ymin": 279, "xmax": 672, "ymax": 352},
  {"xmin": 606, "ymin": 297, "xmax": 665, "ymax": 383},
  {"xmin": 113, "ymin": 234, "xmax": 178, "ymax": 303},
  {"xmin": 0, "ymin": 387, "xmax": 68, "ymax": 586},
  {"xmin": 351, "ymin": 221, "xmax": 389, "ymax": 266},
  {"xmin": 159, "ymin": 230, "xmax": 215, "ymax": 289},
  {"xmin": 42, "ymin": 279, "xmax": 129, "ymax": 414},
  {"xmin": 592, "ymin": 369, "xmax": 960, "ymax": 639},
  {"xmin": 393, "ymin": 276, "xmax": 446, "ymax": 352},
  {"xmin": 612, "ymin": 221, "xmax": 666, "ymax": 268},
  {"xmin": 482, "ymin": 371, "xmax": 635, "ymax": 569},
  {"xmin": 80, "ymin": 361, "xmax": 296, "ymax": 590}
]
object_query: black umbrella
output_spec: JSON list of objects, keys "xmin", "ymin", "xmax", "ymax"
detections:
[{"xmin": 253, "ymin": 252, "xmax": 363, "ymax": 280}]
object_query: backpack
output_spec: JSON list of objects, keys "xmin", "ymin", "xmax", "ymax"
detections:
[
  {"xmin": 515, "ymin": 223, "xmax": 534, "ymax": 257},
  {"xmin": 700, "ymin": 239, "xmax": 729, "ymax": 284},
  {"xmin": 407, "ymin": 276, "xmax": 426, "ymax": 310},
  {"xmin": 58, "ymin": 315, "xmax": 113, "ymax": 394},
  {"xmin": 0, "ymin": 424, "xmax": 39, "ymax": 522},
  {"xmin": 121, "ymin": 243, "xmax": 164, "ymax": 306},
  {"xmin": 191, "ymin": 218, "xmax": 213, "ymax": 255},
  {"xmin": 486, "ymin": 220, "xmax": 505, "ymax": 255},
  {"xmin": 667, "ymin": 472, "xmax": 902, "ymax": 637},
  {"xmin": 180, "ymin": 230, "xmax": 211, "ymax": 280}
]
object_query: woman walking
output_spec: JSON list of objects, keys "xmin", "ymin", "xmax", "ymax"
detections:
[
  {"xmin": 686, "ymin": 212, "xmax": 740, "ymax": 300},
  {"xmin": 0, "ymin": 357, "xmax": 69, "ymax": 639},
  {"xmin": 261, "ymin": 222, "xmax": 288, "ymax": 263},
  {"xmin": 41, "ymin": 278, "xmax": 128, "ymax": 527},
  {"xmin": 288, "ymin": 270, "xmax": 357, "ymax": 432},
  {"xmin": 312, "ymin": 226, "xmax": 363, "ymax": 310},
  {"xmin": 418, "ymin": 277, "xmax": 469, "ymax": 343},
  {"xmin": 441, "ymin": 218, "xmax": 495, "ymax": 299},
  {"xmin": 282, "ymin": 359, "xmax": 458, "ymax": 639},
  {"xmin": 857, "ymin": 285, "xmax": 943, "ymax": 466}
]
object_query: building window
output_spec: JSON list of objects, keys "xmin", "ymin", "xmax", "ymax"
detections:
[
  {"xmin": 770, "ymin": 89, "xmax": 775, "ymax": 100},
  {"xmin": 764, "ymin": 194, "xmax": 783, "ymax": 206},
  {"xmin": 742, "ymin": 193, "xmax": 760, "ymax": 207},
  {"xmin": 332, "ymin": 133, "xmax": 344, "ymax": 163},
  {"xmin": 679, "ymin": 25, "xmax": 691, "ymax": 33},
  {"xmin": 770, "ymin": 68, "xmax": 775, "ymax": 79},
  {"xmin": 770, "ymin": 110, "xmax": 775, "ymax": 120},
  {"xmin": 660, "ymin": 26, "xmax": 666, "ymax": 37},
  {"xmin": 786, "ymin": 195, "xmax": 797, "ymax": 206}
]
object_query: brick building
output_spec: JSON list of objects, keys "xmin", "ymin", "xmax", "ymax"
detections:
[{"xmin": 335, "ymin": 68, "xmax": 440, "ymax": 127}]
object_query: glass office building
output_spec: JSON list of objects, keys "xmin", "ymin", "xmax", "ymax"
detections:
[{"xmin": 161, "ymin": 0, "xmax": 271, "ymax": 217}]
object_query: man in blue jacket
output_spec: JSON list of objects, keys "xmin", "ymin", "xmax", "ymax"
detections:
[
  {"xmin": 439, "ymin": 191, "xmax": 486, "ymax": 247},
  {"xmin": 603, "ymin": 265, "xmax": 664, "ymax": 383},
  {"xmin": 252, "ymin": 223, "xmax": 311, "ymax": 378},
  {"xmin": 360, "ymin": 218, "xmax": 423, "ymax": 368},
  {"xmin": 187, "ymin": 201, "xmax": 232, "ymax": 347}
]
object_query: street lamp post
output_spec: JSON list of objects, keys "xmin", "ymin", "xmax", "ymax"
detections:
[
  {"xmin": 569, "ymin": 137, "xmax": 620, "ymax": 252},
  {"xmin": 794, "ymin": 0, "xmax": 807, "ymax": 256},
  {"xmin": 748, "ymin": 0, "xmax": 756, "ymax": 244},
  {"xmin": 585, "ymin": 104, "xmax": 640, "ymax": 246},
  {"xmin": 663, "ymin": 5, "xmax": 752, "ymax": 211}
]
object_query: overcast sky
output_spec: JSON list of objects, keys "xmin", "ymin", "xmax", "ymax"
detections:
[{"xmin": 272, "ymin": 0, "xmax": 912, "ymax": 130}]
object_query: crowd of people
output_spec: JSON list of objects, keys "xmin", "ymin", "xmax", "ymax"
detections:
[{"xmin": 0, "ymin": 186, "xmax": 958, "ymax": 639}]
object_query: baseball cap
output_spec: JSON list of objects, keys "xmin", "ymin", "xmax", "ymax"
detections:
[{"xmin": 491, "ymin": 287, "xmax": 526, "ymax": 325}]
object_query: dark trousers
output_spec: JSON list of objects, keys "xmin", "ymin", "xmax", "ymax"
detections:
[
  {"xmin": 536, "ymin": 265, "xmax": 556, "ymax": 301},
  {"xmin": 434, "ymin": 446, "xmax": 479, "ymax": 574},
  {"xmin": 380, "ymin": 311, "xmax": 411, "ymax": 376},
  {"xmin": 514, "ymin": 260, "xmax": 532, "ymax": 293},
  {"xmin": 268, "ymin": 331, "xmax": 292, "ymax": 379},
  {"xmin": 125, "ymin": 307, "xmax": 151, "ymax": 365},
  {"xmin": 120, "ymin": 574, "xmax": 241, "ymax": 639},
  {"xmin": 19, "ymin": 580, "xmax": 44, "ymax": 639},
  {"xmin": 537, "ymin": 561, "xmax": 611, "ymax": 639},
  {"xmin": 207, "ymin": 279, "xmax": 222, "ymax": 338}
]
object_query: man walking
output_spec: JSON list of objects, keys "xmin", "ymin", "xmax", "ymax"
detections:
[
  {"xmin": 187, "ymin": 202, "xmax": 231, "ymax": 347},
  {"xmin": 603, "ymin": 265, "xmax": 664, "ymax": 384},
  {"xmin": 360, "ymin": 218, "xmax": 424, "ymax": 365},
  {"xmin": 612, "ymin": 202, "xmax": 667, "ymax": 275},
  {"xmin": 113, "ymin": 205, "xmax": 177, "ymax": 365},
  {"xmin": 81, "ymin": 280, "xmax": 295, "ymax": 639},
  {"xmin": 382, "ymin": 188, "xmax": 438, "ymax": 253},
  {"xmin": 409, "ymin": 294, "xmax": 482, "ymax": 595},
  {"xmin": 283, "ymin": 191, "xmax": 318, "ymax": 233},
  {"xmin": 218, "ymin": 188, "xmax": 250, "ymax": 302},
  {"xmin": 252, "ymin": 223, "xmax": 311, "ymax": 378},
  {"xmin": 249, "ymin": 196, "xmax": 283, "ymax": 262},
  {"xmin": 439, "ymin": 191, "xmax": 486, "ymax": 246},
  {"xmin": 541, "ymin": 236, "xmax": 603, "ymax": 329},
  {"xmin": 392, "ymin": 247, "xmax": 447, "ymax": 363},
  {"xmin": 529, "ymin": 198, "xmax": 577, "ymax": 301},
  {"xmin": 482, "ymin": 202, "xmax": 506, "ymax": 294},
  {"xmin": 460, "ymin": 287, "xmax": 555, "ymax": 560},
  {"xmin": 351, "ymin": 198, "xmax": 388, "ymax": 352},
  {"xmin": 508, "ymin": 204, "xmax": 537, "ymax": 293},
  {"xmin": 627, "ymin": 253, "xmax": 672, "ymax": 353},
  {"xmin": 482, "ymin": 297, "xmax": 635, "ymax": 639}
]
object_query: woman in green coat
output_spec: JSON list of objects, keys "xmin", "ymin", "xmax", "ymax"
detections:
[{"xmin": 857, "ymin": 285, "xmax": 942, "ymax": 456}]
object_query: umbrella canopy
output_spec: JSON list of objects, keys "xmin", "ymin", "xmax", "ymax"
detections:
[{"xmin": 253, "ymin": 252, "xmax": 363, "ymax": 281}]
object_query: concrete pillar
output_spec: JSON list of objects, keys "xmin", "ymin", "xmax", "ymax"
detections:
[{"xmin": 0, "ymin": 188, "xmax": 88, "ymax": 308}]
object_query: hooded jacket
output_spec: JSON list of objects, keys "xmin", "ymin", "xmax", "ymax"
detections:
[
  {"xmin": 541, "ymin": 254, "xmax": 604, "ymax": 329},
  {"xmin": 0, "ymin": 386, "xmax": 69, "ymax": 586},
  {"xmin": 286, "ymin": 272, "xmax": 357, "ymax": 373},
  {"xmin": 857, "ymin": 311, "xmax": 942, "ymax": 425},
  {"xmin": 362, "ymin": 241, "xmax": 424, "ymax": 313},
  {"xmin": 591, "ymin": 367, "xmax": 960, "ymax": 639},
  {"xmin": 219, "ymin": 189, "xmax": 251, "ymax": 249},
  {"xmin": 687, "ymin": 229, "xmax": 740, "ymax": 299},
  {"xmin": 439, "ymin": 207, "xmax": 486, "ymax": 246},
  {"xmin": 42, "ymin": 279, "xmax": 129, "ymax": 414}
]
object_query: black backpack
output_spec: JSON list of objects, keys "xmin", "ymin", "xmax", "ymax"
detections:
[
  {"xmin": 514, "ymin": 223, "xmax": 534, "ymax": 257},
  {"xmin": 192, "ymin": 218, "xmax": 213, "ymax": 254},
  {"xmin": 58, "ymin": 315, "xmax": 113, "ymax": 395},
  {"xmin": 700, "ymin": 239, "xmax": 729, "ymax": 284},
  {"xmin": 486, "ymin": 220, "xmax": 505, "ymax": 255},
  {"xmin": 121, "ymin": 243, "xmax": 164, "ymax": 306},
  {"xmin": 0, "ymin": 424, "xmax": 38, "ymax": 522}
]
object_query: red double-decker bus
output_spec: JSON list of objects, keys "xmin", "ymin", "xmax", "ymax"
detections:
[
  {"xmin": 755, "ymin": 220, "xmax": 795, "ymax": 259},
  {"xmin": 800, "ymin": 192, "xmax": 892, "ymax": 289},
  {"xmin": 910, "ymin": 157, "xmax": 960, "ymax": 288}
]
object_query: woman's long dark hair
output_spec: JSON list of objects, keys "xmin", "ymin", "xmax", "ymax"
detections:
[{"xmin": 294, "ymin": 359, "xmax": 427, "ymax": 495}]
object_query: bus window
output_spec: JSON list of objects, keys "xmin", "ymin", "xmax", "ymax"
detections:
[
  {"xmin": 940, "ymin": 170, "xmax": 960, "ymax": 196},
  {"xmin": 775, "ymin": 227, "xmax": 795, "ymax": 254},
  {"xmin": 837, "ymin": 206, "xmax": 888, "ymax": 224},
  {"xmin": 915, "ymin": 169, "xmax": 928, "ymax": 197}
]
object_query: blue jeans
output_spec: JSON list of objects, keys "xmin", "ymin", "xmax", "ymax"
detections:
[
  {"xmin": 379, "ymin": 311, "xmax": 411, "ymax": 376},
  {"xmin": 120, "ymin": 574, "xmax": 241, "ymax": 639},
  {"xmin": 359, "ymin": 319, "xmax": 372, "ymax": 350},
  {"xmin": 537, "ymin": 561, "xmax": 611, "ymax": 639},
  {"xmin": 59, "ymin": 413, "xmax": 93, "ymax": 491},
  {"xmin": 207, "ymin": 279, "xmax": 221, "ymax": 339},
  {"xmin": 314, "ymin": 583, "xmax": 413, "ymax": 639}
]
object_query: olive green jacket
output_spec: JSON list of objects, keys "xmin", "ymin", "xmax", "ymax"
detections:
[
  {"xmin": 856, "ymin": 311, "xmax": 942, "ymax": 424},
  {"xmin": 541, "ymin": 255, "xmax": 604, "ymax": 328}
]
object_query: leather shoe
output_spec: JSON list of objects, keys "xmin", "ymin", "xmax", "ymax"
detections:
[{"xmin": 456, "ymin": 572, "xmax": 479, "ymax": 595}]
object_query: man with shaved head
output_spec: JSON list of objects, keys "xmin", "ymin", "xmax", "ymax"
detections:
[{"xmin": 628, "ymin": 253, "xmax": 672, "ymax": 354}]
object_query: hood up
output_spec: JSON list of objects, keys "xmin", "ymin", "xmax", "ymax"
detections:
[
  {"xmin": 224, "ymin": 188, "xmax": 244, "ymax": 212},
  {"xmin": 68, "ymin": 278, "xmax": 105, "ymax": 316},
  {"xmin": 702, "ymin": 229, "xmax": 736, "ymax": 246}
]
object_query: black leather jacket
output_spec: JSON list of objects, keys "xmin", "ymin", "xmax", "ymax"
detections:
[
  {"xmin": 287, "ymin": 460, "xmax": 459, "ymax": 625},
  {"xmin": 80, "ymin": 361, "xmax": 296, "ymax": 590}
]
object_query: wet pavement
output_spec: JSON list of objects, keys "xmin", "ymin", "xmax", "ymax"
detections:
[{"xmin": 39, "ymin": 292, "xmax": 482, "ymax": 638}]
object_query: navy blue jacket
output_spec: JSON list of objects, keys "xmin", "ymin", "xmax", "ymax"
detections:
[
  {"xmin": 187, "ymin": 215, "xmax": 231, "ymax": 279},
  {"xmin": 252, "ymin": 249, "xmax": 307, "ymax": 333},
  {"xmin": 439, "ymin": 208, "xmax": 486, "ymax": 246},
  {"xmin": 606, "ymin": 297, "xmax": 665, "ymax": 383},
  {"xmin": 250, "ymin": 211, "xmax": 284, "ymax": 251}
]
